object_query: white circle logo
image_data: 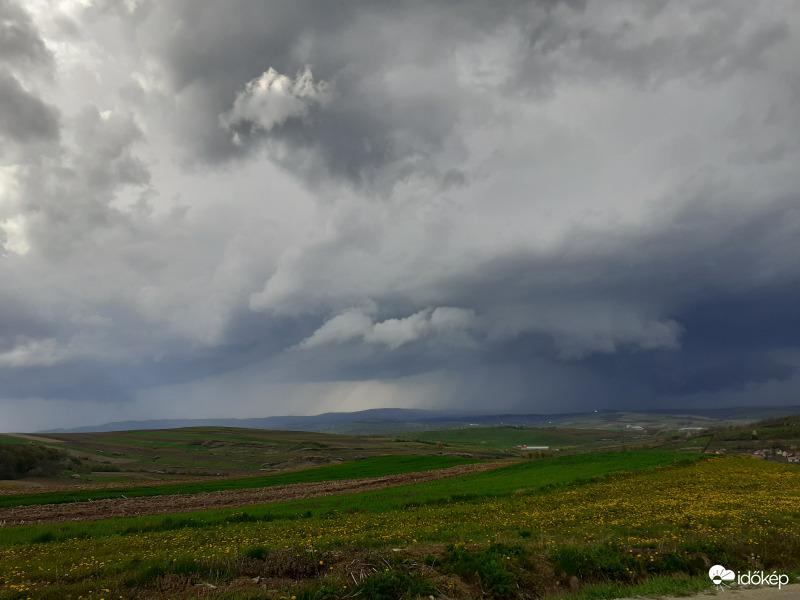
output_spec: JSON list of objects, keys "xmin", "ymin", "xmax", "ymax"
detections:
[{"xmin": 709, "ymin": 564, "xmax": 736, "ymax": 586}]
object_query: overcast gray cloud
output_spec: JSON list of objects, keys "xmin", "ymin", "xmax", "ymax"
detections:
[
  {"xmin": 0, "ymin": 0, "xmax": 53, "ymax": 71},
  {"xmin": 0, "ymin": 70, "xmax": 59, "ymax": 147},
  {"xmin": 1, "ymin": 0, "xmax": 800, "ymax": 431}
]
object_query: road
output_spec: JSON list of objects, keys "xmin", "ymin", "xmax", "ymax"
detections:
[{"xmin": 618, "ymin": 583, "xmax": 798, "ymax": 599}]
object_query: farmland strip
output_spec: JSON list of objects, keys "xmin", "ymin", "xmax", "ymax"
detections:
[{"xmin": 0, "ymin": 461, "xmax": 507, "ymax": 526}]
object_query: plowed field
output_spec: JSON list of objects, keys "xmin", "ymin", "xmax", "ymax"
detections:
[{"xmin": 0, "ymin": 461, "xmax": 505, "ymax": 526}]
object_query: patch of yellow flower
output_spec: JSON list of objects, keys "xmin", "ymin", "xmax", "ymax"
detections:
[{"xmin": 1, "ymin": 456, "xmax": 798, "ymax": 598}]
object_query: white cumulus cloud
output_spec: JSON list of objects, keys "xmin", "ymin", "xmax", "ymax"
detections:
[
  {"xmin": 298, "ymin": 306, "xmax": 477, "ymax": 350},
  {"xmin": 296, "ymin": 307, "xmax": 375, "ymax": 349},
  {"xmin": 220, "ymin": 66, "xmax": 331, "ymax": 139}
]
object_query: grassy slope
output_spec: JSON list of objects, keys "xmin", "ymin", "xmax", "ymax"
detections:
[
  {"xmin": 656, "ymin": 412, "xmax": 800, "ymax": 452},
  {"xmin": 412, "ymin": 427, "xmax": 624, "ymax": 449},
  {"xmin": 0, "ymin": 454, "xmax": 477, "ymax": 509},
  {"xmin": 19, "ymin": 427, "xmax": 478, "ymax": 479},
  {"xmin": 0, "ymin": 450, "xmax": 689, "ymax": 545},
  {"xmin": 716, "ymin": 413, "xmax": 800, "ymax": 440}
]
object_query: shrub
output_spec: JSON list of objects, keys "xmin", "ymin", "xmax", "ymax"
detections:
[
  {"xmin": 518, "ymin": 529, "xmax": 533, "ymax": 538},
  {"xmin": 0, "ymin": 443, "xmax": 82, "ymax": 479},
  {"xmin": 91, "ymin": 463, "xmax": 121, "ymax": 472},
  {"xmin": 237, "ymin": 548, "xmax": 327, "ymax": 578},
  {"xmin": 549, "ymin": 544, "xmax": 634, "ymax": 581},
  {"xmin": 358, "ymin": 571, "xmax": 436, "ymax": 600},
  {"xmin": 443, "ymin": 544, "xmax": 518, "ymax": 597},
  {"xmin": 124, "ymin": 557, "xmax": 228, "ymax": 586},
  {"xmin": 225, "ymin": 511, "xmax": 258, "ymax": 523}
]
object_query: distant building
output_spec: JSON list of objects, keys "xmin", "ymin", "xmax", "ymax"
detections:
[{"xmin": 518, "ymin": 445, "xmax": 550, "ymax": 451}]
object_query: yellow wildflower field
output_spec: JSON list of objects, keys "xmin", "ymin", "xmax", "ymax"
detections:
[{"xmin": 0, "ymin": 456, "xmax": 798, "ymax": 599}]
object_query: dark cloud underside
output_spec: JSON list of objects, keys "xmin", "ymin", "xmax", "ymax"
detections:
[{"xmin": 1, "ymin": 0, "xmax": 799, "ymax": 431}]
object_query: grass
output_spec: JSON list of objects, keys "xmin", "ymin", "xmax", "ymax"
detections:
[
  {"xmin": 12, "ymin": 427, "xmax": 487, "ymax": 481},
  {"xmin": 0, "ymin": 454, "xmax": 477, "ymax": 509},
  {"xmin": 412, "ymin": 427, "xmax": 628, "ymax": 450},
  {"xmin": 1, "ymin": 452, "xmax": 799, "ymax": 599},
  {"xmin": 0, "ymin": 451, "xmax": 688, "ymax": 547},
  {"xmin": 715, "ymin": 413, "xmax": 800, "ymax": 441},
  {"xmin": 548, "ymin": 574, "xmax": 712, "ymax": 599},
  {"xmin": 0, "ymin": 435, "xmax": 34, "ymax": 446}
]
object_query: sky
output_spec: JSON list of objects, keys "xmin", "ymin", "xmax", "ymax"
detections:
[{"xmin": 1, "ymin": 0, "xmax": 800, "ymax": 432}]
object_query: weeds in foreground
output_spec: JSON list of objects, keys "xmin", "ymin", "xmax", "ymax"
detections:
[
  {"xmin": 358, "ymin": 571, "xmax": 436, "ymax": 600},
  {"xmin": 1, "ymin": 456, "xmax": 799, "ymax": 599}
]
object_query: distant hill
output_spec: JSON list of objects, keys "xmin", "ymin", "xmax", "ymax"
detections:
[
  {"xmin": 711, "ymin": 413, "xmax": 800, "ymax": 441},
  {"xmin": 37, "ymin": 405, "xmax": 800, "ymax": 435},
  {"xmin": 41, "ymin": 408, "xmax": 477, "ymax": 434}
]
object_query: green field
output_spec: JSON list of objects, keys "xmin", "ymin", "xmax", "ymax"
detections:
[
  {"xmin": 651, "ymin": 412, "xmax": 800, "ymax": 454},
  {"xmin": 0, "ymin": 454, "xmax": 477, "ymax": 509},
  {"xmin": 0, "ymin": 427, "xmax": 500, "ymax": 485},
  {"xmin": 0, "ymin": 435, "xmax": 33, "ymax": 446},
  {"xmin": 0, "ymin": 451, "xmax": 685, "ymax": 544},
  {"xmin": 7, "ymin": 414, "xmax": 795, "ymax": 491},
  {"xmin": 2, "ymin": 449, "xmax": 798, "ymax": 599},
  {"xmin": 2, "ymin": 419, "xmax": 800, "ymax": 600},
  {"xmin": 411, "ymin": 426, "xmax": 634, "ymax": 450}
]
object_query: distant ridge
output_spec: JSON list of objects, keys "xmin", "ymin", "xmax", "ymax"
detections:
[
  {"xmin": 37, "ymin": 405, "xmax": 800, "ymax": 435},
  {"xmin": 41, "ymin": 408, "xmax": 480, "ymax": 434}
]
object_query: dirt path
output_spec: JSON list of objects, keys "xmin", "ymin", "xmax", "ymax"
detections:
[
  {"xmin": 618, "ymin": 583, "xmax": 798, "ymax": 599},
  {"xmin": 0, "ymin": 461, "xmax": 506, "ymax": 526},
  {"xmin": 3, "ymin": 433, "xmax": 66, "ymax": 444}
]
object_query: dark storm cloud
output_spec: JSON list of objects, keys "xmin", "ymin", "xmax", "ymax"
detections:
[
  {"xmin": 3, "ymin": 0, "xmax": 800, "ymax": 431},
  {"xmin": 0, "ymin": 295, "xmax": 58, "ymax": 346},
  {"xmin": 509, "ymin": 3, "xmax": 790, "ymax": 93},
  {"xmin": 0, "ymin": 70, "xmax": 60, "ymax": 146},
  {"xmin": 129, "ymin": 1, "xmax": 539, "ymax": 190},
  {"xmin": 264, "ymin": 181, "xmax": 800, "ymax": 407},
  {"xmin": 678, "ymin": 285, "xmax": 800, "ymax": 352},
  {"xmin": 129, "ymin": 1, "xmax": 794, "ymax": 195}
]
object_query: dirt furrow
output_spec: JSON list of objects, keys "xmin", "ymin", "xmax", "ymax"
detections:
[{"xmin": 0, "ymin": 462, "xmax": 506, "ymax": 526}]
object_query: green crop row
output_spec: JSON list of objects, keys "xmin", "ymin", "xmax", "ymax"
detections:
[{"xmin": 0, "ymin": 454, "xmax": 478, "ymax": 510}]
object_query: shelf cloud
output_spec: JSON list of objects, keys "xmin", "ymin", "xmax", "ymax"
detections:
[{"xmin": 1, "ymin": 0, "xmax": 799, "ymax": 431}]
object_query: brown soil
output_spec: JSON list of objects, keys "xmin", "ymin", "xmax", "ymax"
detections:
[
  {"xmin": 2, "ymin": 433, "xmax": 67, "ymax": 444},
  {"xmin": 0, "ymin": 472, "xmax": 270, "ymax": 495},
  {"xmin": 0, "ymin": 479, "xmax": 53, "ymax": 489},
  {"xmin": 0, "ymin": 461, "xmax": 507, "ymax": 526}
]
